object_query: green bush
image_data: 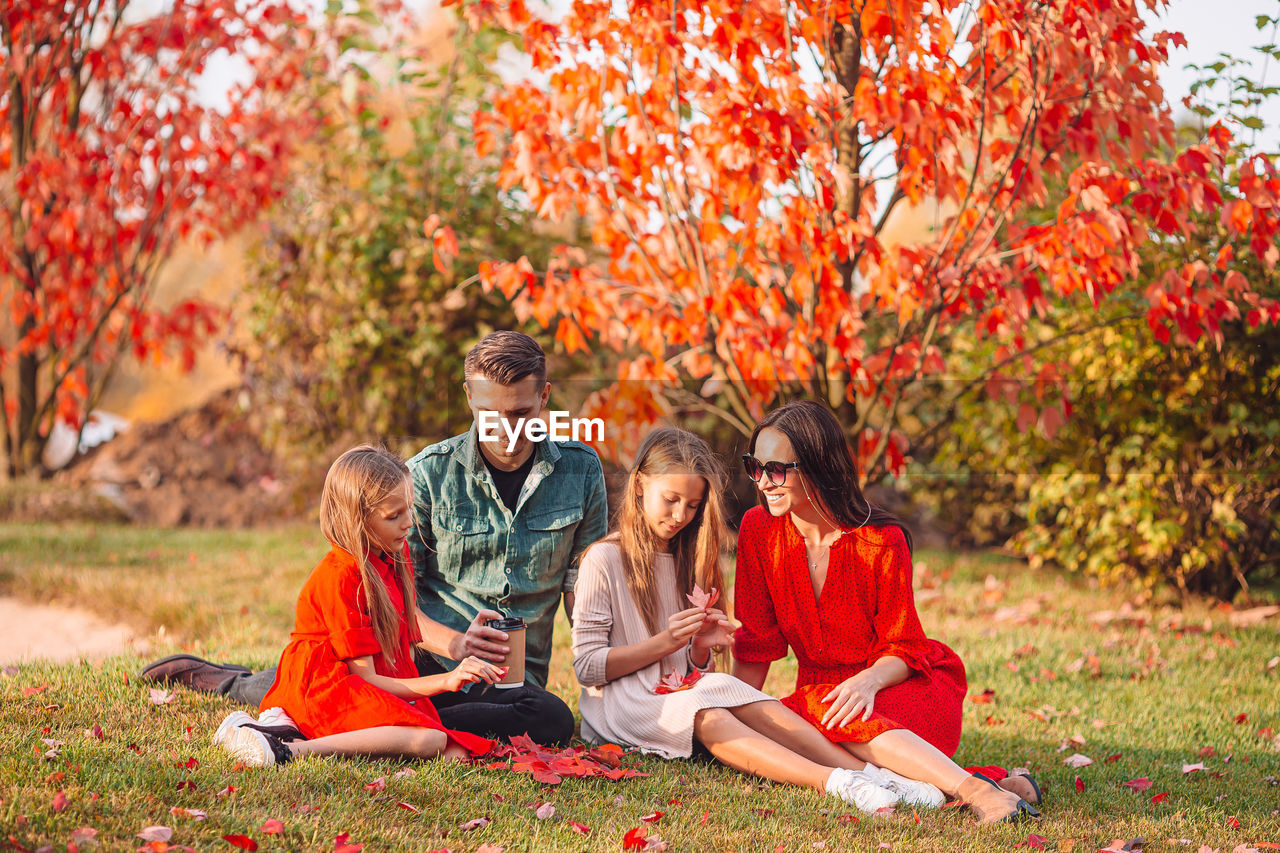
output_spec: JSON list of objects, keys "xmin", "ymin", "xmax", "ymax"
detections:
[{"xmin": 237, "ymin": 15, "xmax": 561, "ymax": 459}]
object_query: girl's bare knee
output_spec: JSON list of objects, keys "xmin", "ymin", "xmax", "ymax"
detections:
[
  {"xmin": 408, "ymin": 729, "xmax": 448, "ymax": 759},
  {"xmin": 693, "ymin": 707, "xmax": 733, "ymax": 737}
]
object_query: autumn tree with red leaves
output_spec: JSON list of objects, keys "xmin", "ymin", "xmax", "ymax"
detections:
[
  {"xmin": 0, "ymin": 0, "xmax": 317, "ymax": 476},
  {"xmin": 450, "ymin": 0, "xmax": 1279, "ymax": 478}
]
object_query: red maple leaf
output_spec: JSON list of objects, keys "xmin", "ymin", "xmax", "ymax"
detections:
[
  {"xmin": 222, "ymin": 835, "xmax": 258, "ymax": 851},
  {"xmin": 654, "ymin": 670, "xmax": 703, "ymax": 695},
  {"xmin": 686, "ymin": 584, "xmax": 720, "ymax": 610},
  {"xmin": 622, "ymin": 826, "xmax": 649, "ymax": 850},
  {"xmin": 1121, "ymin": 777, "xmax": 1153, "ymax": 792}
]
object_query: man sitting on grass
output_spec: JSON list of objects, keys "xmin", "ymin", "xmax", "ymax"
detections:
[{"xmin": 140, "ymin": 331, "xmax": 608, "ymax": 746}]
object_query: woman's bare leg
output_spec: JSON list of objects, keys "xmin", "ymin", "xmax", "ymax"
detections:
[
  {"xmin": 840, "ymin": 730, "xmax": 970, "ymax": 794},
  {"xmin": 288, "ymin": 726, "xmax": 456, "ymax": 761},
  {"xmin": 693, "ymin": 708, "xmax": 835, "ymax": 791},
  {"xmin": 728, "ymin": 701, "xmax": 866, "ymax": 772}
]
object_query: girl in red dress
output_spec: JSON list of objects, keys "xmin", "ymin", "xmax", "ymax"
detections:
[
  {"xmin": 732, "ymin": 401, "xmax": 1041, "ymax": 823},
  {"xmin": 215, "ymin": 445, "xmax": 499, "ymax": 767}
]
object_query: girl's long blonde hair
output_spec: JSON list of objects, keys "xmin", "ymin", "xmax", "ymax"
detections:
[
  {"xmin": 612, "ymin": 427, "xmax": 728, "ymax": 637},
  {"xmin": 319, "ymin": 445, "xmax": 417, "ymax": 665}
]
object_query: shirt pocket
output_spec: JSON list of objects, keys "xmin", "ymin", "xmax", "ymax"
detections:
[
  {"xmin": 523, "ymin": 505, "xmax": 584, "ymax": 587},
  {"xmin": 433, "ymin": 511, "xmax": 494, "ymax": 583}
]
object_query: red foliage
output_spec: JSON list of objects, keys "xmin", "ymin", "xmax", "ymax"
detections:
[
  {"xmin": 443, "ymin": 0, "xmax": 1279, "ymax": 475},
  {"xmin": 483, "ymin": 734, "xmax": 649, "ymax": 785},
  {"xmin": 653, "ymin": 669, "xmax": 702, "ymax": 695},
  {"xmin": 0, "ymin": 0, "xmax": 319, "ymax": 474}
]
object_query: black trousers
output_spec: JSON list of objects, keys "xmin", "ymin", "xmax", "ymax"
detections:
[
  {"xmin": 218, "ymin": 655, "xmax": 576, "ymax": 746},
  {"xmin": 412, "ymin": 652, "xmax": 576, "ymax": 746}
]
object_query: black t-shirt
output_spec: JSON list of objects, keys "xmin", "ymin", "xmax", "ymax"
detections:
[{"xmin": 483, "ymin": 451, "xmax": 536, "ymax": 512}]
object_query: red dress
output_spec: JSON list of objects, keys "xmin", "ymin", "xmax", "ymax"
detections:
[
  {"xmin": 260, "ymin": 545, "xmax": 492, "ymax": 756},
  {"xmin": 733, "ymin": 506, "xmax": 967, "ymax": 756}
]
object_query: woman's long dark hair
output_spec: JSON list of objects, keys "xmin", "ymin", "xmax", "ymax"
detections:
[{"xmin": 748, "ymin": 400, "xmax": 913, "ymax": 553}]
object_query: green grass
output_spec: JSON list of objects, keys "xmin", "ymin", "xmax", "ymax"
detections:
[{"xmin": 2, "ymin": 521, "xmax": 1279, "ymax": 852}]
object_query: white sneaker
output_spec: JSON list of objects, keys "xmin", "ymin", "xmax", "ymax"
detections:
[
  {"xmin": 862, "ymin": 762, "xmax": 947, "ymax": 808},
  {"xmin": 213, "ymin": 711, "xmax": 256, "ymax": 749},
  {"xmin": 257, "ymin": 706, "xmax": 297, "ymax": 729},
  {"xmin": 224, "ymin": 725, "xmax": 291, "ymax": 767},
  {"xmin": 826, "ymin": 768, "xmax": 900, "ymax": 813}
]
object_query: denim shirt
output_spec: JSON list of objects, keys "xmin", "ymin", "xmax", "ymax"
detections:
[{"xmin": 407, "ymin": 425, "xmax": 608, "ymax": 688}]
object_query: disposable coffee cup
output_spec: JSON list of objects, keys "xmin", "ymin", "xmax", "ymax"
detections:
[{"xmin": 487, "ymin": 616, "xmax": 526, "ymax": 688}]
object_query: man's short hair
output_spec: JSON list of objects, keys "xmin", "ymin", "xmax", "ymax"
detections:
[{"xmin": 464, "ymin": 331, "xmax": 547, "ymax": 386}]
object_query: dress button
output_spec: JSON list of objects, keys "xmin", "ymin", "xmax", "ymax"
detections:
[{"xmin": 455, "ymin": 522, "xmax": 463, "ymax": 531}]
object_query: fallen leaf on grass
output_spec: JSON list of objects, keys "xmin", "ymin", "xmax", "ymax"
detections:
[
  {"xmin": 970, "ymin": 688, "xmax": 995, "ymax": 704},
  {"xmin": 70, "ymin": 827, "xmax": 97, "ymax": 843},
  {"xmin": 216, "ymin": 786, "xmax": 236, "ymax": 798},
  {"xmin": 53, "ymin": 791, "xmax": 68, "ymax": 812},
  {"xmin": 534, "ymin": 803, "xmax": 555, "ymax": 820},
  {"xmin": 686, "ymin": 584, "xmax": 720, "ymax": 610},
  {"xmin": 137, "ymin": 827, "xmax": 173, "ymax": 843},
  {"xmin": 363, "ymin": 776, "xmax": 386, "ymax": 792},
  {"xmin": 1182, "ymin": 763, "xmax": 1204, "ymax": 774},
  {"xmin": 222, "ymin": 835, "xmax": 257, "ymax": 850},
  {"xmin": 1105, "ymin": 753, "xmax": 1122, "ymax": 763},
  {"xmin": 640, "ymin": 811, "xmax": 664, "ymax": 822},
  {"xmin": 485, "ymin": 735, "xmax": 648, "ymax": 785},
  {"xmin": 2, "ymin": 665, "xmax": 19, "ymax": 677},
  {"xmin": 1121, "ymin": 778, "xmax": 1153, "ymax": 792},
  {"xmin": 568, "ymin": 821, "xmax": 590, "ymax": 835},
  {"xmin": 1013, "ymin": 835, "xmax": 1048, "ymax": 850},
  {"xmin": 148, "ymin": 689, "xmax": 174, "ymax": 705},
  {"xmin": 1152, "ymin": 792, "xmax": 1169, "ymax": 803},
  {"xmin": 391, "ymin": 767, "xmax": 417, "ymax": 780},
  {"xmin": 1075, "ymin": 776, "xmax": 1085, "ymax": 792},
  {"xmin": 396, "ymin": 802, "xmax": 419, "ymax": 814},
  {"xmin": 460, "ymin": 818, "xmax": 490, "ymax": 831},
  {"xmin": 85, "ymin": 725, "xmax": 104, "ymax": 741},
  {"xmin": 1235, "ymin": 714, "xmax": 1249, "ymax": 724},
  {"xmin": 1227, "ymin": 815, "xmax": 1241, "ymax": 828},
  {"xmin": 1064, "ymin": 753, "xmax": 1093, "ymax": 768},
  {"xmin": 258, "ymin": 820, "xmax": 283, "ymax": 835},
  {"xmin": 474, "ymin": 846, "xmax": 503, "ymax": 853},
  {"xmin": 22, "ymin": 682, "xmax": 50, "ymax": 696},
  {"xmin": 168, "ymin": 808, "xmax": 207, "ymax": 821}
]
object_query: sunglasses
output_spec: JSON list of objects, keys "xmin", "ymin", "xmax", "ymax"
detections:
[{"xmin": 742, "ymin": 454, "xmax": 800, "ymax": 486}]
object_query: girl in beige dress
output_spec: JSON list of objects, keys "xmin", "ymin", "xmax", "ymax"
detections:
[{"xmin": 571, "ymin": 428, "xmax": 943, "ymax": 814}]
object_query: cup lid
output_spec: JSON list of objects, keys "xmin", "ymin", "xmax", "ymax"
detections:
[{"xmin": 487, "ymin": 616, "xmax": 526, "ymax": 630}]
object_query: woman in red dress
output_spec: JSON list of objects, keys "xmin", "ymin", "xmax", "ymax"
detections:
[
  {"xmin": 732, "ymin": 401, "xmax": 1040, "ymax": 823},
  {"xmin": 215, "ymin": 446, "xmax": 499, "ymax": 766}
]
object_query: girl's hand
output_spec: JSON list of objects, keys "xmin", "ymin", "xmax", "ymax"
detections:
[
  {"xmin": 692, "ymin": 608, "xmax": 736, "ymax": 651},
  {"xmin": 664, "ymin": 606, "xmax": 709, "ymax": 650},
  {"xmin": 820, "ymin": 671, "xmax": 883, "ymax": 729},
  {"xmin": 444, "ymin": 656, "xmax": 507, "ymax": 692}
]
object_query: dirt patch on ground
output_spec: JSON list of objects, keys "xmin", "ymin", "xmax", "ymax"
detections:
[
  {"xmin": 50, "ymin": 390, "xmax": 305, "ymax": 527},
  {"xmin": 0, "ymin": 596, "xmax": 141, "ymax": 664}
]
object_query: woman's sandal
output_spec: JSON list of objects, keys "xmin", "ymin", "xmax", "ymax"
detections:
[
  {"xmin": 957, "ymin": 773, "xmax": 1041, "ymax": 823},
  {"xmin": 997, "ymin": 771, "xmax": 1043, "ymax": 805}
]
